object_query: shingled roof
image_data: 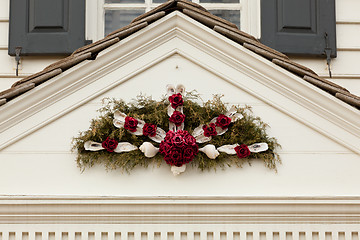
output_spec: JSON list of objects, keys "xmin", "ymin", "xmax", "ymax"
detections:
[{"xmin": 1, "ymin": 0, "xmax": 359, "ymax": 109}]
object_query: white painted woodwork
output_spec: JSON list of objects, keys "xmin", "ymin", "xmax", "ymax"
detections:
[
  {"xmin": 0, "ymin": 224, "xmax": 359, "ymax": 240},
  {"xmin": 0, "ymin": 1, "xmax": 359, "ymax": 233},
  {"xmin": 0, "ymin": 0, "xmax": 9, "ymax": 20},
  {"xmin": 0, "ymin": 0, "xmax": 359, "ymax": 95},
  {"xmin": 0, "ymin": 12, "xmax": 359, "ymax": 198},
  {"xmin": 0, "ymin": 77, "xmax": 20, "ymax": 90},
  {"xmin": 337, "ymin": 23, "xmax": 360, "ymax": 49},
  {"xmin": 0, "ymin": 49, "xmax": 62, "ymax": 76},
  {"xmin": 0, "ymin": 22, "xmax": 8, "ymax": 48},
  {"xmin": 336, "ymin": 0, "xmax": 360, "ymax": 22},
  {"xmin": 328, "ymin": 78, "xmax": 360, "ymax": 96},
  {"xmin": 291, "ymin": 51, "xmax": 360, "ymax": 77}
]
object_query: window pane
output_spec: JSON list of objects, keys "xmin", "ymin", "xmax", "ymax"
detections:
[
  {"xmin": 209, "ymin": 10, "xmax": 240, "ymax": 28},
  {"xmin": 105, "ymin": 9, "xmax": 145, "ymax": 36},
  {"xmin": 201, "ymin": 0, "xmax": 239, "ymax": 3},
  {"xmin": 105, "ymin": 0, "xmax": 144, "ymax": 3},
  {"xmin": 153, "ymin": 0, "xmax": 168, "ymax": 3}
]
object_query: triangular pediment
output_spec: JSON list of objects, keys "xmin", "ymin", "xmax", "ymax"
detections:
[{"xmin": 0, "ymin": 11, "xmax": 359, "ymax": 155}]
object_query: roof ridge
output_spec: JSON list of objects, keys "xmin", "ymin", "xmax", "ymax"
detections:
[{"xmin": 0, "ymin": 0, "xmax": 359, "ymax": 110}]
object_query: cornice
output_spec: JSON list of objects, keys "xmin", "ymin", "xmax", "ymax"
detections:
[{"xmin": 0, "ymin": 196, "xmax": 360, "ymax": 224}]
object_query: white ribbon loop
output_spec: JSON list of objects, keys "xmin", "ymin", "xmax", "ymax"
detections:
[
  {"xmin": 84, "ymin": 141, "xmax": 104, "ymax": 151},
  {"xmin": 166, "ymin": 84, "xmax": 176, "ymax": 96},
  {"xmin": 199, "ymin": 144, "xmax": 220, "ymax": 159},
  {"xmin": 171, "ymin": 165, "xmax": 186, "ymax": 176},
  {"xmin": 139, "ymin": 142, "xmax": 159, "ymax": 157},
  {"xmin": 176, "ymin": 84, "xmax": 185, "ymax": 95},
  {"xmin": 84, "ymin": 141, "xmax": 137, "ymax": 153},
  {"xmin": 248, "ymin": 143, "xmax": 268, "ymax": 152}
]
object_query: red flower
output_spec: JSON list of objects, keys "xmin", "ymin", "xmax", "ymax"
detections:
[
  {"xmin": 172, "ymin": 133, "xmax": 184, "ymax": 148},
  {"xmin": 184, "ymin": 133, "xmax": 196, "ymax": 146},
  {"xmin": 102, "ymin": 137, "xmax": 118, "ymax": 152},
  {"xmin": 234, "ymin": 144, "xmax": 251, "ymax": 158},
  {"xmin": 164, "ymin": 130, "xmax": 175, "ymax": 143},
  {"xmin": 170, "ymin": 148, "xmax": 183, "ymax": 166},
  {"xmin": 202, "ymin": 123, "xmax": 217, "ymax": 137},
  {"xmin": 159, "ymin": 142, "xmax": 171, "ymax": 155},
  {"xmin": 168, "ymin": 93, "xmax": 184, "ymax": 109},
  {"xmin": 159, "ymin": 130, "xmax": 198, "ymax": 166},
  {"xmin": 124, "ymin": 116, "xmax": 138, "ymax": 132},
  {"xmin": 215, "ymin": 114, "xmax": 232, "ymax": 129},
  {"xmin": 143, "ymin": 123, "xmax": 157, "ymax": 137},
  {"xmin": 183, "ymin": 146, "xmax": 195, "ymax": 160},
  {"xmin": 169, "ymin": 111, "xmax": 185, "ymax": 126}
]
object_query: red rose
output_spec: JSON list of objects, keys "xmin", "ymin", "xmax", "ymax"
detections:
[
  {"xmin": 202, "ymin": 123, "xmax": 217, "ymax": 137},
  {"xmin": 169, "ymin": 148, "xmax": 183, "ymax": 166},
  {"xmin": 159, "ymin": 142, "xmax": 171, "ymax": 155},
  {"xmin": 124, "ymin": 116, "xmax": 138, "ymax": 132},
  {"xmin": 164, "ymin": 130, "xmax": 175, "ymax": 143},
  {"xmin": 183, "ymin": 146, "xmax": 195, "ymax": 160},
  {"xmin": 234, "ymin": 144, "xmax": 251, "ymax": 158},
  {"xmin": 169, "ymin": 111, "xmax": 185, "ymax": 126},
  {"xmin": 184, "ymin": 134, "xmax": 196, "ymax": 146},
  {"xmin": 192, "ymin": 144, "xmax": 199, "ymax": 154},
  {"xmin": 177, "ymin": 130, "xmax": 187, "ymax": 136},
  {"xmin": 168, "ymin": 93, "xmax": 184, "ymax": 109},
  {"xmin": 172, "ymin": 133, "xmax": 184, "ymax": 147},
  {"xmin": 159, "ymin": 130, "xmax": 198, "ymax": 166},
  {"xmin": 143, "ymin": 123, "xmax": 157, "ymax": 137},
  {"xmin": 102, "ymin": 137, "xmax": 118, "ymax": 152},
  {"xmin": 215, "ymin": 114, "xmax": 232, "ymax": 129}
]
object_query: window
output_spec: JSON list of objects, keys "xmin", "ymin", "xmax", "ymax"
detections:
[{"xmin": 85, "ymin": 0, "xmax": 260, "ymax": 42}]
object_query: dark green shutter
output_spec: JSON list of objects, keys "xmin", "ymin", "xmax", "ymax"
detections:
[
  {"xmin": 8, "ymin": 0, "xmax": 86, "ymax": 56},
  {"xmin": 260, "ymin": 0, "xmax": 337, "ymax": 57}
]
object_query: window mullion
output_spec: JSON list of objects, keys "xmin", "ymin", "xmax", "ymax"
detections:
[
  {"xmin": 103, "ymin": 3, "xmax": 147, "ymax": 10},
  {"xmin": 198, "ymin": 3, "xmax": 241, "ymax": 10},
  {"xmin": 145, "ymin": 0, "xmax": 151, "ymax": 12}
]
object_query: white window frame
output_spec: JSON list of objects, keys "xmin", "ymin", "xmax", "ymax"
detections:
[{"xmin": 86, "ymin": 0, "xmax": 260, "ymax": 42}]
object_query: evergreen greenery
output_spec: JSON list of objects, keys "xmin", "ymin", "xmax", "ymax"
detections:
[{"xmin": 72, "ymin": 92, "xmax": 281, "ymax": 173}]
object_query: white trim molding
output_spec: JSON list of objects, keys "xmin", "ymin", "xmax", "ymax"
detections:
[{"xmin": 0, "ymin": 196, "xmax": 360, "ymax": 224}]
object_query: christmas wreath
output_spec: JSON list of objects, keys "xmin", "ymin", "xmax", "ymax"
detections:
[{"xmin": 72, "ymin": 84, "xmax": 280, "ymax": 175}]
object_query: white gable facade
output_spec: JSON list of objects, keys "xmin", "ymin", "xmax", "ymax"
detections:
[{"xmin": 1, "ymin": 12, "xmax": 360, "ymax": 238}]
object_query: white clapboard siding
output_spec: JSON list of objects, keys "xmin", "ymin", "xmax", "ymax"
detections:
[
  {"xmin": 0, "ymin": 22, "xmax": 8, "ymax": 48},
  {"xmin": 0, "ymin": 225, "xmax": 359, "ymax": 240},
  {"xmin": 336, "ymin": 0, "xmax": 360, "ymax": 22},
  {"xmin": 290, "ymin": 51, "xmax": 360, "ymax": 77},
  {"xmin": 337, "ymin": 23, "xmax": 360, "ymax": 49},
  {"xmin": 0, "ymin": 49, "xmax": 62, "ymax": 76},
  {"xmin": 0, "ymin": 0, "xmax": 9, "ymax": 20},
  {"xmin": 0, "ymin": 77, "xmax": 21, "ymax": 91},
  {"xmin": 324, "ymin": 78, "xmax": 360, "ymax": 96}
]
